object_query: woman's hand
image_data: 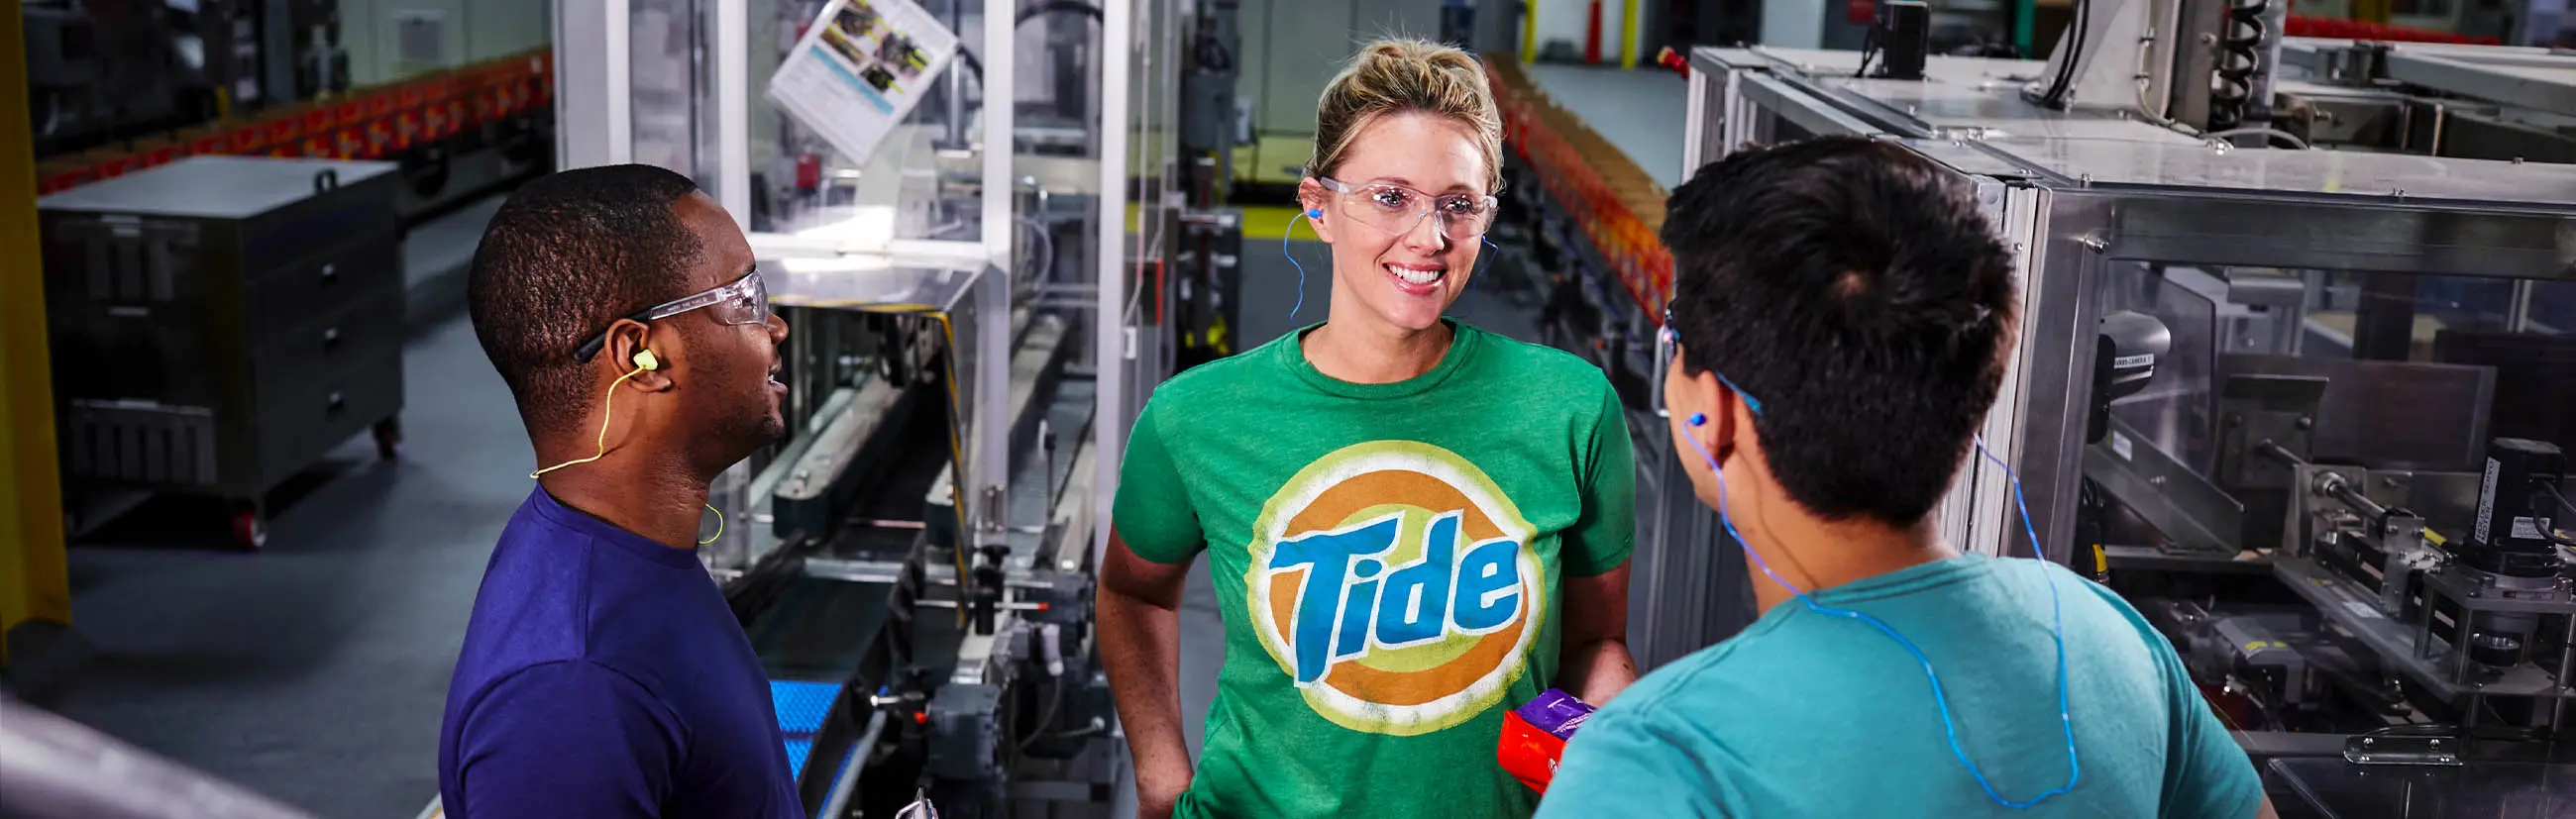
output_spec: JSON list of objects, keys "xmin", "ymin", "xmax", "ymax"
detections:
[
  {"xmin": 1099, "ymin": 529, "xmax": 1197, "ymax": 819},
  {"xmin": 1135, "ymin": 763, "xmax": 1191, "ymax": 819}
]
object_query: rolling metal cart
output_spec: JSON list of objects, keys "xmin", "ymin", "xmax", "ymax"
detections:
[{"xmin": 40, "ymin": 155, "xmax": 408, "ymax": 550}]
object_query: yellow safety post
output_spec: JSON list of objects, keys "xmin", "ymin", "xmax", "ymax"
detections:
[
  {"xmin": 1620, "ymin": 0, "xmax": 1639, "ymax": 69},
  {"xmin": 1521, "ymin": 0, "xmax": 1540, "ymax": 64},
  {"xmin": 0, "ymin": 0, "xmax": 71, "ymax": 665}
]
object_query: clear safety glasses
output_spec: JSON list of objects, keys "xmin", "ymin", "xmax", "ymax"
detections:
[
  {"xmin": 1654, "ymin": 313, "xmax": 1678, "ymax": 419},
  {"xmin": 1314, "ymin": 176, "xmax": 1500, "ymax": 242},
  {"xmin": 1655, "ymin": 307, "xmax": 1765, "ymax": 419},
  {"xmin": 575, "ymin": 269, "xmax": 774, "ymax": 362}
]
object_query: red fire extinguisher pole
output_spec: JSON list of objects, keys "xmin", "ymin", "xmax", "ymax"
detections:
[{"xmin": 1585, "ymin": 1, "xmax": 1603, "ymax": 64}]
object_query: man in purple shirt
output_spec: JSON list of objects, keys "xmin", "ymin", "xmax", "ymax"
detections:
[{"xmin": 440, "ymin": 164, "xmax": 801, "ymax": 819}]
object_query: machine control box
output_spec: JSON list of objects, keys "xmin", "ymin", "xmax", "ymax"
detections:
[
  {"xmin": 2474, "ymin": 438, "xmax": 2565, "ymax": 553},
  {"xmin": 927, "ymin": 683, "xmax": 1004, "ymax": 781}
]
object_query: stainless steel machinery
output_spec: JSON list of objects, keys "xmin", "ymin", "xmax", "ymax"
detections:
[
  {"xmin": 455, "ymin": 0, "xmax": 1225, "ymax": 816},
  {"xmin": 2274, "ymin": 38, "xmax": 2576, "ymax": 163},
  {"xmin": 1681, "ymin": 41, "xmax": 2576, "ymax": 816}
]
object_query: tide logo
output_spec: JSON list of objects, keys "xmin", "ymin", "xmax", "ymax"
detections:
[{"xmin": 1246, "ymin": 441, "xmax": 1544, "ymax": 736}]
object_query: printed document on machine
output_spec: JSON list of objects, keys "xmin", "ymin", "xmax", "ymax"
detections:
[{"xmin": 766, "ymin": 0, "xmax": 961, "ymax": 165}]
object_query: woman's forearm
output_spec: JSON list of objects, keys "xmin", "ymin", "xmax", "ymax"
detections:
[
  {"xmin": 1562, "ymin": 637, "xmax": 1639, "ymax": 705},
  {"xmin": 1560, "ymin": 565, "xmax": 1639, "ymax": 705},
  {"xmin": 1099, "ymin": 585, "xmax": 1192, "ymax": 816}
]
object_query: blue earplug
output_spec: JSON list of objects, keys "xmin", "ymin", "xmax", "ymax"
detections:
[
  {"xmin": 1688, "ymin": 412, "xmax": 1707, "ymax": 427},
  {"xmin": 1307, "ymin": 209, "xmax": 1323, "ymax": 218}
]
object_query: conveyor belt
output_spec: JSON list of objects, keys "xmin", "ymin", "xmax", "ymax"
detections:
[
  {"xmin": 727, "ymin": 302, "xmax": 1105, "ymax": 818},
  {"xmin": 743, "ymin": 384, "xmax": 944, "ymax": 681},
  {"xmin": 1486, "ymin": 58, "xmax": 1675, "ymax": 320},
  {"xmin": 772, "ymin": 679, "xmax": 841, "ymax": 777},
  {"xmin": 772, "ymin": 677, "xmax": 859, "ymax": 819},
  {"xmin": 1523, "ymin": 64, "xmax": 1691, "ymax": 187}
]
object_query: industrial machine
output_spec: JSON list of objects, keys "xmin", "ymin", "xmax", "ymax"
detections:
[
  {"xmin": 1627, "ymin": 22, "xmax": 2576, "ymax": 813},
  {"xmin": 25, "ymin": 0, "xmax": 251, "ymax": 158},
  {"xmin": 282, "ymin": 0, "xmax": 350, "ymax": 102},
  {"xmin": 2274, "ymin": 38, "xmax": 2576, "ymax": 162},
  {"xmin": 431, "ymin": 0, "xmax": 1245, "ymax": 815},
  {"xmin": 28, "ymin": 1, "xmax": 546, "ymax": 228},
  {"xmin": 483, "ymin": 0, "xmax": 2576, "ymax": 813}
]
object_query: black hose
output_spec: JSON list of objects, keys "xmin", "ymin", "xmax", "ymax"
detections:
[
  {"xmin": 2038, "ymin": 0, "xmax": 2090, "ymax": 107},
  {"xmin": 2209, "ymin": 0, "xmax": 2270, "ymax": 132}
]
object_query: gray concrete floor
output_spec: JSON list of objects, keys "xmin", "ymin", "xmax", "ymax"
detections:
[
  {"xmin": 40, "ymin": 313, "xmax": 527, "ymax": 818},
  {"xmin": 1526, "ymin": 64, "xmax": 1692, "ymax": 187}
]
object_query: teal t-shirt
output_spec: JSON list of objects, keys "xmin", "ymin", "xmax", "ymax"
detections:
[
  {"xmin": 1537, "ymin": 555, "xmax": 2264, "ymax": 819},
  {"xmin": 1114, "ymin": 320, "xmax": 1637, "ymax": 819}
]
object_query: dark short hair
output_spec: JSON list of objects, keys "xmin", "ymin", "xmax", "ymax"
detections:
[
  {"xmin": 1663, "ymin": 137, "xmax": 2017, "ymax": 525},
  {"xmin": 468, "ymin": 164, "xmax": 705, "ymax": 435}
]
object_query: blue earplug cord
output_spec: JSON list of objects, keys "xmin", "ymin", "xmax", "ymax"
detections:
[
  {"xmin": 1281, "ymin": 209, "xmax": 1501, "ymax": 324},
  {"xmin": 1286, "ymin": 210, "xmax": 1320, "ymax": 322},
  {"xmin": 1680, "ymin": 408, "xmax": 2080, "ymax": 810}
]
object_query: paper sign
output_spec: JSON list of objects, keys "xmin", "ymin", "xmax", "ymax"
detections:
[{"xmin": 764, "ymin": 0, "xmax": 960, "ymax": 165}]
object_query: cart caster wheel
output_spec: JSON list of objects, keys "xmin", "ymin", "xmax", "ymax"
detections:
[
  {"xmin": 232, "ymin": 509, "xmax": 268, "ymax": 551},
  {"xmin": 374, "ymin": 418, "xmax": 404, "ymax": 461}
]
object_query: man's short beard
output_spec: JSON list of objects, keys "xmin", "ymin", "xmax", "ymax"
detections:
[{"xmin": 696, "ymin": 406, "xmax": 784, "ymax": 478}]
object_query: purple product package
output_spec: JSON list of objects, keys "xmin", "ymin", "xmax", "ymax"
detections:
[{"xmin": 1514, "ymin": 688, "xmax": 1595, "ymax": 740}]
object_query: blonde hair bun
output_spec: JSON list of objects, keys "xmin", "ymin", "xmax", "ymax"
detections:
[{"xmin": 1307, "ymin": 38, "xmax": 1504, "ymax": 192}]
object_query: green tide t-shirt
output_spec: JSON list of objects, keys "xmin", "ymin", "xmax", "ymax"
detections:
[{"xmin": 1114, "ymin": 320, "xmax": 1637, "ymax": 819}]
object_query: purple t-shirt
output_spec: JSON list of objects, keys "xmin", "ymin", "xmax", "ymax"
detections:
[{"xmin": 437, "ymin": 488, "xmax": 801, "ymax": 819}]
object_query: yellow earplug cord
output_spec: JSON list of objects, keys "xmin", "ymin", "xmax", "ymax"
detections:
[{"xmin": 528, "ymin": 363, "xmax": 726, "ymax": 546}]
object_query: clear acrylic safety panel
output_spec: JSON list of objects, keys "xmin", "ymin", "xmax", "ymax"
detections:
[
  {"xmin": 2003, "ymin": 137, "xmax": 2576, "ymax": 208},
  {"xmin": 2096, "ymin": 263, "xmax": 2576, "ymax": 485},
  {"xmin": 630, "ymin": 0, "xmax": 1113, "ymax": 567},
  {"xmin": 622, "ymin": 0, "xmax": 1007, "ymax": 244},
  {"xmin": 2271, "ymin": 758, "xmax": 2576, "ymax": 819}
]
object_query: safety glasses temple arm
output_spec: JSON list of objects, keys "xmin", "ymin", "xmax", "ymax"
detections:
[{"xmin": 573, "ymin": 304, "xmax": 673, "ymax": 363}]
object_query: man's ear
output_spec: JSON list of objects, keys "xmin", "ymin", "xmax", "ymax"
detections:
[
  {"xmin": 1677, "ymin": 367, "xmax": 1750, "ymax": 464},
  {"xmin": 605, "ymin": 321, "xmax": 676, "ymax": 391}
]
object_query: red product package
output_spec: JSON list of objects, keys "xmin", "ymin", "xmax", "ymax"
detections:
[{"xmin": 1497, "ymin": 709, "xmax": 1572, "ymax": 794}]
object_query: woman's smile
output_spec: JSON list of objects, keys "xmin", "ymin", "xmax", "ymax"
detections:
[{"xmin": 1385, "ymin": 260, "xmax": 1449, "ymax": 296}]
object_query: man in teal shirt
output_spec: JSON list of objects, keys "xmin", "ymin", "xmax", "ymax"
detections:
[{"xmin": 1536, "ymin": 138, "xmax": 2275, "ymax": 818}]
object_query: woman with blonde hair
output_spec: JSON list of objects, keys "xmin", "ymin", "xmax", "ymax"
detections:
[{"xmin": 1097, "ymin": 38, "xmax": 1640, "ymax": 818}]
